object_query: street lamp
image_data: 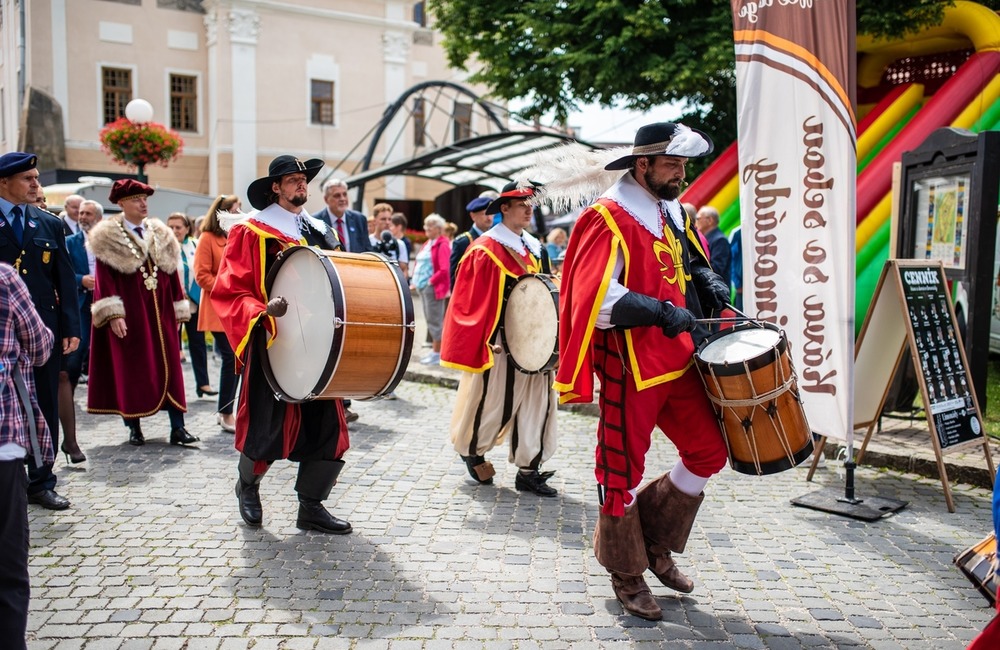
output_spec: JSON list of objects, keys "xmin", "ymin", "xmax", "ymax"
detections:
[{"xmin": 124, "ymin": 99, "xmax": 155, "ymax": 183}]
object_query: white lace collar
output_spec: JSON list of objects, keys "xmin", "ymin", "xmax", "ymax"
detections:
[
  {"xmin": 601, "ymin": 172, "xmax": 685, "ymax": 236},
  {"xmin": 250, "ymin": 203, "xmax": 328, "ymax": 241},
  {"xmin": 482, "ymin": 222, "xmax": 542, "ymax": 258}
]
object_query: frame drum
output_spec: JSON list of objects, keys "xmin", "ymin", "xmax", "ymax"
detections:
[
  {"xmin": 500, "ymin": 274, "xmax": 560, "ymax": 374},
  {"xmin": 260, "ymin": 246, "xmax": 415, "ymax": 402},
  {"xmin": 695, "ymin": 322, "xmax": 813, "ymax": 475}
]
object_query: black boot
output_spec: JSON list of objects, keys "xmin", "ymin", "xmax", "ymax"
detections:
[
  {"xmin": 125, "ymin": 419, "xmax": 144, "ymax": 446},
  {"xmin": 170, "ymin": 427, "xmax": 199, "ymax": 446},
  {"xmin": 236, "ymin": 454, "xmax": 266, "ymax": 527},
  {"xmin": 295, "ymin": 460, "xmax": 352, "ymax": 535}
]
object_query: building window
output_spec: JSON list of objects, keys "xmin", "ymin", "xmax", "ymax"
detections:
[
  {"xmin": 414, "ymin": 1, "xmax": 426, "ymax": 27},
  {"xmin": 311, "ymin": 80, "xmax": 334, "ymax": 125},
  {"xmin": 102, "ymin": 67, "xmax": 132, "ymax": 124},
  {"xmin": 453, "ymin": 101, "xmax": 472, "ymax": 141},
  {"xmin": 413, "ymin": 98, "xmax": 426, "ymax": 148},
  {"xmin": 170, "ymin": 74, "xmax": 197, "ymax": 131}
]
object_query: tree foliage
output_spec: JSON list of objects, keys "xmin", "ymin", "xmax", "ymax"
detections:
[{"xmin": 429, "ymin": 0, "xmax": 1000, "ymax": 152}]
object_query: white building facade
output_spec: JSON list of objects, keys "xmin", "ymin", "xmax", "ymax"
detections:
[{"xmin": 0, "ymin": 0, "xmax": 494, "ymax": 213}]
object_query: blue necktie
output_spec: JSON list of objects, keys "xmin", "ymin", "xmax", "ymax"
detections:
[{"xmin": 8, "ymin": 206, "xmax": 23, "ymax": 244}]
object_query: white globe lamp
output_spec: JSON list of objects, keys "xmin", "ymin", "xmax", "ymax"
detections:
[{"xmin": 125, "ymin": 98, "xmax": 154, "ymax": 124}]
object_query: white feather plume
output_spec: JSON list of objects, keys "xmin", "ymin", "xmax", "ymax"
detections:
[
  {"xmin": 218, "ymin": 210, "xmax": 255, "ymax": 233},
  {"xmin": 514, "ymin": 143, "xmax": 628, "ymax": 212}
]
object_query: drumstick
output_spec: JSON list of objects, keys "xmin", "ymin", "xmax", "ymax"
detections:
[{"xmin": 694, "ymin": 317, "xmax": 757, "ymax": 324}]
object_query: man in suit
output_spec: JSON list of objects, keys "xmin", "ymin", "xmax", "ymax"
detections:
[
  {"xmin": 311, "ymin": 179, "xmax": 372, "ymax": 253},
  {"xmin": 57, "ymin": 200, "xmax": 103, "ymax": 464},
  {"xmin": 0, "ymin": 152, "xmax": 81, "ymax": 510},
  {"xmin": 311, "ymin": 178, "xmax": 371, "ymax": 422},
  {"xmin": 60, "ymin": 194, "xmax": 84, "ymax": 236},
  {"xmin": 695, "ymin": 205, "xmax": 731, "ymax": 295},
  {"xmin": 449, "ymin": 196, "xmax": 494, "ymax": 288}
]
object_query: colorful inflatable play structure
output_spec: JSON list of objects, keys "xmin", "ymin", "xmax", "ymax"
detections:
[{"xmin": 682, "ymin": 0, "xmax": 1000, "ymax": 328}]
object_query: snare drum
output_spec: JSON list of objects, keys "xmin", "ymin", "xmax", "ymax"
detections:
[
  {"xmin": 955, "ymin": 532, "xmax": 999, "ymax": 607},
  {"xmin": 260, "ymin": 246, "xmax": 415, "ymax": 402},
  {"xmin": 500, "ymin": 274, "xmax": 560, "ymax": 374},
  {"xmin": 694, "ymin": 323, "xmax": 813, "ymax": 475}
]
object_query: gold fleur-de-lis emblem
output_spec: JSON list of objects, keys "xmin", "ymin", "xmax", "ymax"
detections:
[{"xmin": 652, "ymin": 228, "xmax": 689, "ymax": 294}]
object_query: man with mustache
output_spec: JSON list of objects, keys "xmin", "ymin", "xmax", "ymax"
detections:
[
  {"xmin": 212, "ymin": 155, "xmax": 352, "ymax": 535},
  {"xmin": 555, "ymin": 122, "xmax": 731, "ymax": 621}
]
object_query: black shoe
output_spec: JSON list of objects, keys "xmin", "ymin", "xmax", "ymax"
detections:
[
  {"xmin": 235, "ymin": 479, "xmax": 263, "ymax": 527},
  {"xmin": 127, "ymin": 423, "xmax": 145, "ymax": 446},
  {"xmin": 296, "ymin": 499, "xmax": 352, "ymax": 534},
  {"xmin": 28, "ymin": 489, "xmax": 70, "ymax": 510},
  {"xmin": 515, "ymin": 469, "xmax": 558, "ymax": 497},
  {"xmin": 461, "ymin": 455, "xmax": 494, "ymax": 484},
  {"xmin": 196, "ymin": 385, "xmax": 219, "ymax": 397},
  {"xmin": 169, "ymin": 427, "xmax": 199, "ymax": 446}
]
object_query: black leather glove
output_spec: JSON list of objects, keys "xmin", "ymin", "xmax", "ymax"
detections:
[
  {"xmin": 692, "ymin": 266, "xmax": 730, "ymax": 311},
  {"xmin": 266, "ymin": 296, "xmax": 288, "ymax": 317},
  {"xmin": 609, "ymin": 291, "xmax": 696, "ymax": 338},
  {"xmin": 659, "ymin": 301, "xmax": 697, "ymax": 338}
]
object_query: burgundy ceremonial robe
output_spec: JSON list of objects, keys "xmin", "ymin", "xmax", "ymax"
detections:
[
  {"xmin": 211, "ymin": 209, "xmax": 348, "ymax": 471},
  {"xmin": 87, "ymin": 217, "xmax": 189, "ymax": 418}
]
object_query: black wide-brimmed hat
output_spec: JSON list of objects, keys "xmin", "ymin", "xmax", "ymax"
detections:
[
  {"xmin": 246, "ymin": 155, "xmax": 324, "ymax": 210},
  {"xmin": 604, "ymin": 122, "xmax": 714, "ymax": 170}
]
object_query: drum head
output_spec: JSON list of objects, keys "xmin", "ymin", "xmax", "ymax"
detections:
[
  {"xmin": 698, "ymin": 326, "xmax": 781, "ymax": 365},
  {"xmin": 502, "ymin": 275, "xmax": 559, "ymax": 373},
  {"xmin": 265, "ymin": 248, "xmax": 341, "ymax": 401}
]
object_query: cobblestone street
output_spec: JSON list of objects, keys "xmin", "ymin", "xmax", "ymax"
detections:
[{"xmin": 23, "ymin": 347, "xmax": 999, "ymax": 649}]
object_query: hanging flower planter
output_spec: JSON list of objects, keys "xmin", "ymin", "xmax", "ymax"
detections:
[{"xmin": 99, "ymin": 117, "xmax": 184, "ymax": 173}]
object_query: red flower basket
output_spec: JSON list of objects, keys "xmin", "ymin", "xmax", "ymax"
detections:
[{"xmin": 99, "ymin": 117, "xmax": 184, "ymax": 170}]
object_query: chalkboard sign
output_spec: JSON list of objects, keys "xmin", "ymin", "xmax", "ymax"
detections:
[
  {"xmin": 851, "ymin": 260, "xmax": 995, "ymax": 512},
  {"xmin": 898, "ymin": 265, "xmax": 983, "ymax": 449}
]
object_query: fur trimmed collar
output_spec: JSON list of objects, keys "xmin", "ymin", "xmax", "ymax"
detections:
[{"xmin": 88, "ymin": 216, "xmax": 180, "ymax": 274}]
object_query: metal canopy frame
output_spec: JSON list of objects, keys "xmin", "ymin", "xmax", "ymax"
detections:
[{"xmin": 345, "ymin": 131, "xmax": 595, "ymax": 202}]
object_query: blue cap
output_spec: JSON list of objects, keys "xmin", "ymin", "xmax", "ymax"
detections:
[
  {"xmin": 466, "ymin": 196, "xmax": 492, "ymax": 213},
  {"xmin": 0, "ymin": 152, "xmax": 37, "ymax": 178}
]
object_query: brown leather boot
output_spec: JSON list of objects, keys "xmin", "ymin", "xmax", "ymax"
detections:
[
  {"xmin": 637, "ymin": 474, "xmax": 704, "ymax": 593},
  {"xmin": 647, "ymin": 551, "xmax": 694, "ymax": 593},
  {"xmin": 610, "ymin": 572, "xmax": 662, "ymax": 620}
]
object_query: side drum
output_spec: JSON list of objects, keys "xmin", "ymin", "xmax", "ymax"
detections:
[
  {"xmin": 260, "ymin": 246, "xmax": 415, "ymax": 401},
  {"xmin": 954, "ymin": 532, "xmax": 999, "ymax": 607},
  {"xmin": 694, "ymin": 322, "xmax": 813, "ymax": 475},
  {"xmin": 500, "ymin": 274, "xmax": 560, "ymax": 374}
]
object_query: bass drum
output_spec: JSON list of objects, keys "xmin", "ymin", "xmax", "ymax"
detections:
[
  {"xmin": 500, "ymin": 274, "xmax": 560, "ymax": 374},
  {"xmin": 260, "ymin": 246, "xmax": 415, "ymax": 402}
]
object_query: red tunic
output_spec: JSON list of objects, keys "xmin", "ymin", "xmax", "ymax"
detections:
[
  {"xmin": 87, "ymin": 218, "xmax": 188, "ymax": 418},
  {"xmin": 440, "ymin": 233, "xmax": 542, "ymax": 373},
  {"xmin": 211, "ymin": 213, "xmax": 348, "ymax": 467},
  {"xmin": 554, "ymin": 197, "xmax": 710, "ymax": 403}
]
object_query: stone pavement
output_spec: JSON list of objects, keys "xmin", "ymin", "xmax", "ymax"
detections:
[{"xmin": 25, "ymin": 309, "xmax": 1000, "ymax": 649}]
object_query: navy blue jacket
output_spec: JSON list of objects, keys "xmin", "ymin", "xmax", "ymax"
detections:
[
  {"xmin": 0, "ymin": 203, "xmax": 81, "ymax": 433},
  {"xmin": 311, "ymin": 207, "xmax": 373, "ymax": 253}
]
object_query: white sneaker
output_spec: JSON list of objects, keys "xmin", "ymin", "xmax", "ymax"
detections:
[{"xmin": 420, "ymin": 352, "xmax": 441, "ymax": 365}]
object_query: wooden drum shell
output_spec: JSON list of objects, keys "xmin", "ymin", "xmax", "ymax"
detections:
[
  {"xmin": 261, "ymin": 247, "xmax": 414, "ymax": 402},
  {"xmin": 695, "ymin": 323, "xmax": 814, "ymax": 475}
]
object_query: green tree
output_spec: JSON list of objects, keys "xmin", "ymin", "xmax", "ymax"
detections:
[{"xmin": 429, "ymin": 0, "xmax": 1000, "ymax": 155}]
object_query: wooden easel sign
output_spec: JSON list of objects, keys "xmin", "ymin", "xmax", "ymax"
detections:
[{"xmin": 853, "ymin": 259, "xmax": 995, "ymax": 512}]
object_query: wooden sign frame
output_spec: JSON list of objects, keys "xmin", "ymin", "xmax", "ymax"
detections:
[{"xmin": 845, "ymin": 259, "xmax": 994, "ymax": 512}]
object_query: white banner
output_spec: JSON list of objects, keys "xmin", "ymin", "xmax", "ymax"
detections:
[{"xmin": 731, "ymin": 0, "xmax": 857, "ymax": 442}]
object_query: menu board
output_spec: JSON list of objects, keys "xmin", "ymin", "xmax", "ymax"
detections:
[{"xmin": 898, "ymin": 265, "xmax": 983, "ymax": 450}]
